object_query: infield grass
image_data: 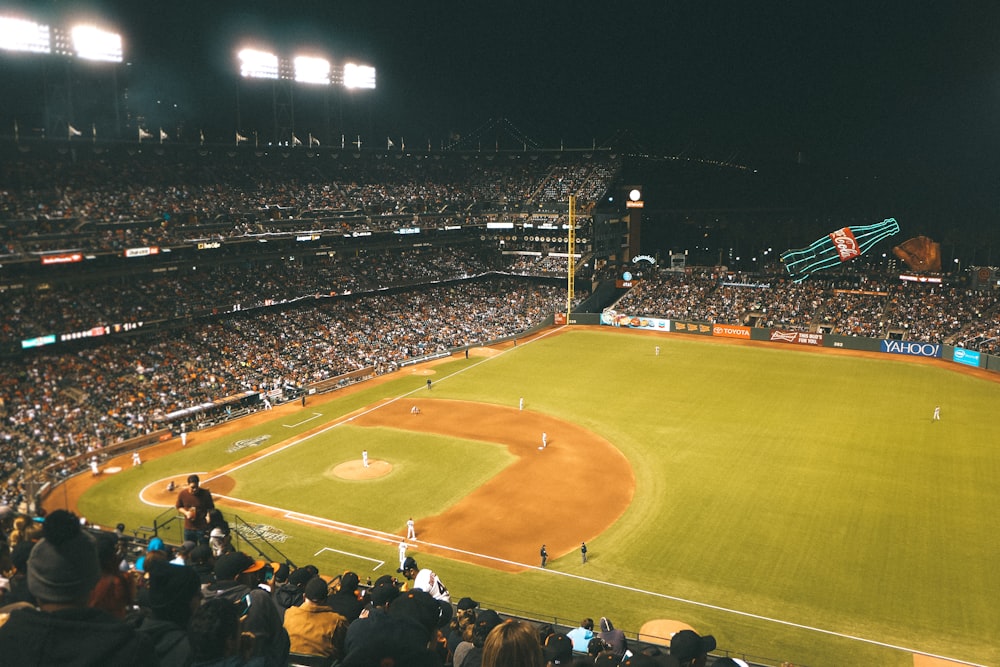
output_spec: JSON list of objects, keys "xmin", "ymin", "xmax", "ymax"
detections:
[{"xmin": 79, "ymin": 328, "xmax": 1000, "ymax": 667}]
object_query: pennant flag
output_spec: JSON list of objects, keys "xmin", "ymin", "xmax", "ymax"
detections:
[
  {"xmin": 138, "ymin": 127, "xmax": 152, "ymax": 141},
  {"xmin": 309, "ymin": 133, "xmax": 320, "ymax": 147},
  {"xmin": 292, "ymin": 133, "xmax": 303, "ymax": 147},
  {"xmin": 387, "ymin": 137, "xmax": 394, "ymax": 149},
  {"xmin": 68, "ymin": 124, "xmax": 82, "ymax": 138},
  {"xmin": 236, "ymin": 132, "xmax": 248, "ymax": 144},
  {"xmin": 401, "ymin": 138, "xmax": 405, "ymax": 151},
  {"xmin": 353, "ymin": 135, "xmax": 362, "ymax": 150},
  {"xmin": 341, "ymin": 134, "xmax": 345, "ymax": 149},
  {"xmin": 92, "ymin": 123, "xmax": 97, "ymax": 140},
  {"xmin": 199, "ymin": 130, "xmax": 205, "ymax": 145},
  {"xmin": 159, "ymin": 128, "xmax": 169, "ymax": 142}
]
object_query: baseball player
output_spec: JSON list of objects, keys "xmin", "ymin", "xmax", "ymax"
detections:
[
  {"xmin": 655, "ymin": 345, "xmax": 660, "ymax": 356},
  {"xmin": 398, "ymin": 540, "xmax": 408, "ymax": 569},
  {"xmin": 398, "ymin": 556, "xmax": 450, "ymax": 602},
  {"xmin": 131, "ymin": 451, "xmax": 142, "ymax": 467},
  {"xmin": 407, "ymin": 517, "xmax": 416, "ymax": 540},
  {"xmin": 933, "ymin": 405, "xmax": 941, "ymax": 421},
  {"xmin": 581, "ymin": 542, "xmax": 588, "ymax": 564},
  {"xmin": 519, "ymin": 397, "xmax": 524, "ymax": 411},
  {"xmin": 539, "ymin": 432, "xmax": 547, "ymax": 450},
  {"xmin": 180, "ymin": 430, "xmax": 187, "ymax": 447},
  {"xmin": 362, "ymin": 450, "xmax": 369, "ymax": 468},
  {"xmin": 540, "ymin": 544, "xmax": 548, "ymax": 568}
]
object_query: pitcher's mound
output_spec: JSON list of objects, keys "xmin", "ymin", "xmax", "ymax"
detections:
[{"xmin": 330, "ymin": 460, "xmax": 392, "ymax": 480}]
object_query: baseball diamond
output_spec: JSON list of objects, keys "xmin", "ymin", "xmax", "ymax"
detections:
[{"xmin": 59, "ymin": 326, "xmax": 1000, "ymax": 667}]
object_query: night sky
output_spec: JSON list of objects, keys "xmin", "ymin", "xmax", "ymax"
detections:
[{"xmin": 5, "ymin": 1, "xmax": 1000, "ymax": 225}]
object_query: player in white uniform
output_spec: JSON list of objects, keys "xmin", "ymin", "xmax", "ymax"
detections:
[
  {"xmin": 132, "ymin": 451, "xmax": 142, "ymax": 467},
  {"xmin": 362, "ymin": 450, "xmax": 369, "ymax": 468},
  {"xmin": 398, "ymin": 556, "xmax": 450, "ymax": 602},
  {"xmin": 398, "ymin": 540, "xmax": 408, "ymax": 569},
  {"xmin": 407, "ymin": 517, "xmax": 416, "ymax": 540}
]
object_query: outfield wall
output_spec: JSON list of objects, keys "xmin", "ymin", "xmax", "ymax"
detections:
[{"xmin": 598, "ymin": 312, "xmax": 1000, "ymax": 377}]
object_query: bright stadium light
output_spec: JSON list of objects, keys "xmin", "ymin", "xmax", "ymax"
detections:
[
  {"xmin": 239, "ymin": 48, "xmax": 279, "ymax": 79},
  {"xmin": 343, "ymin": 62, "xmax": 376, "ymax": 89},
  {"xmin": 0, "ymin": 16, "xmax": 52, "ymax": 54},
  {"xmin": 67, "ymin": 24, "xmax": 122, "ymax": 62},
  {"xmin": 294, "ymin": 55, "xmax": 330, "ymax": 85}
]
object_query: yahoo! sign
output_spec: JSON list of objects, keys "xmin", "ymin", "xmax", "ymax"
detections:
[{"xmin": 880, "ymin": 340, "xmax": 942, "ymax": 358}]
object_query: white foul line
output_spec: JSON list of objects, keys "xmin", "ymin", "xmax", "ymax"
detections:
[{"xmin": 283, "ymin": 412, "xmax": 324, "ymax": 428}]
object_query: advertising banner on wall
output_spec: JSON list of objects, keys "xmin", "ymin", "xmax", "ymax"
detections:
[
  {"xmin": 713, "ymin": 324, "xmax": 751, "ymax": 339},
  {"xmin": 880, "ymin": 340, "xmax": 942, "ymax": 358},
  {"xmin": 769, "ymin": 330, "xmax": 824, "ymax": 346},
  {"xmin": 952, "ymin": 347, "xmax": 981, "ymax": 368},
  {"xmin": 671, "ymin": 320, "xmax": 713, "ymax": 335},
  {"xmin": 599, "ymin": 310, "xmax": 669, "ymax": 331}
]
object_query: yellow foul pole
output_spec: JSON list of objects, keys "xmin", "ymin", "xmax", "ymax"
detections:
[{"xmin": 567, "ymin": 195, "xmax": 576, "ymax": 318}]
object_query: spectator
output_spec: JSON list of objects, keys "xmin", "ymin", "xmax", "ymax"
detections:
[
  {"xmin": 669, "ymin": 629, "xmax": 716, "ymax": 667},
  {"xmin": 209, "ymin": 551, "xmax": 289, "ymax": 665},
  {"xmin": 176, "ymin": 475, "xmax": 215, "ymax": 545},
  {"xmin": 482, "ymin": 619, "xmax": 544, "ymax": 667},
  {"xmin": 88, "ymin": 531, "xmax": 134, "ymax": 619},
  {"xmin": 131, "ymin": 560, "xmax": 203, "ymax": 667},
  {"xmin": 282, "ymin": 575, "xmax": 348, "ymax": 661},
  {"xmin": 598, "ymin": 616, "xmax": 628, "ymax": 661},
  {"xmin": 566, "ymin": 617, "xmax": 594, "ymax": 652},
  {"xmin": 325, "ymin": 570, "xmax": 365, "ymax": 622},
  {"xmin": 0, "ymin": 509, "xmax": 156, "ymax": 665},
  {"xmin": 542, "ymin": 631, "xmax": 573, "ymax": 666},
  {"xmin": 458, "ymin": 607, "xmax": 503, "ymax": 667}
]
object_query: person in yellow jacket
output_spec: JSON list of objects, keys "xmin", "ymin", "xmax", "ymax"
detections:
[{"xmin": 282, "ymin": 576, "xmax": 349, "ymax": 661}]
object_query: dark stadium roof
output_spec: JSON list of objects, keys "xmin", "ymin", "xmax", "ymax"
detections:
[{"xmin": 2, "ymin": 1, "xmax": 998, "ymax": 224}]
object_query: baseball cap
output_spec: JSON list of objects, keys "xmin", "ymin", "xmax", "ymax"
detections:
[
  {"xmin": 670, "ymin": 629, "xmax": 716, "ymax": 662},
  {"xmin": 543, "ymin": 632, "xmax": 573, "ymax": 665},
  {"xmin": 213, "ymin": 552, "xmax": 257, "ymax": 580},
  {"xmin": 456, "ymin": 596, "xmax": 479, "ymax": 610},
  {"xmin": 397, "ymin": 556, "xmax": 418, "ymax": 573}
]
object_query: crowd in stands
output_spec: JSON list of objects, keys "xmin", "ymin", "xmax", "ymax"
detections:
[
  {"xmin": 611, "ymin": 268, "xmax": 1000, "ymax": 346},
  {"xmin": 0, "ymin": 507, "xmax": 729, "ymax": 666},
  {"xmin": 0, "ymin": 273, "xmax": 580, "ymax": 509},
  {"xmin": 0, "ymin": 151, "xmax": 616, "ymax": 257}
]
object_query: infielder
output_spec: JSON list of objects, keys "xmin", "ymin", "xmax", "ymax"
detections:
[
  {"xmin": 131, "ymin": 451, "xmax": 142, "ymax": 467},
  {"xmin": 398, "ymin": 540, "xmax": 408, "ymax": 569},
  {"xmin": 539, "ymin": 432, "xmax": 547, "ymax": 450},
  {"xmin": 519, "ymin": 397, "xmax": 524, "ymax": 411},
  {"xmin": 362, "ymin": 450, "xmax": 369, "ymax": 468},
  {"xmin": 407, "ymin": 517, "xmax": 416, "ymax": 540}
]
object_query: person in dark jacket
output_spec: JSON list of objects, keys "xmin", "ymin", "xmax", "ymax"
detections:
[
  {"xmin": 131, "ymin": 560, "xmax": 204, "ymax": 667},
  {"xmin": 208, "ymin": 551, "xmax": 289, "ymax": 665},
  {"xmin": 0, "ymin": 510, "xmax": 157, "ymax": 666},
  {"xmin": 325, "ymin": 571, "xmax": 365, "ymax": 621}
]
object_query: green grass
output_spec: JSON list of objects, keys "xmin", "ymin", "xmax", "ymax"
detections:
[{"xmin": 78, "ymin": 329, "xmax": 1000, "ymax": 667}]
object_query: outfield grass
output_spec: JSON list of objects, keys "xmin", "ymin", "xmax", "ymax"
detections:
[{"xmin": 79, "ymin": 328, "xmax": 1000, "ymax": 666}]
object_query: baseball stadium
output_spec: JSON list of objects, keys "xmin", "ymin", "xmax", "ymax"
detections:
[{"xmin": 2, "ymin": 6, "xmax": 1000, "ymax": 667}]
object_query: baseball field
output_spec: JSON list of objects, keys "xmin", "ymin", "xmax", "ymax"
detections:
[{"xmin": 69, "ymin": 326, "xmax": 1000, "ymax": 667}]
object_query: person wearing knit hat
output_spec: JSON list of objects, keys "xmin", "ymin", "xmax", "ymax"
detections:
[
  {"xmin": 283, "ymin": 576, "xmax": 349, "ymax": 661},
  {"xmin": 132, "ymin": 560, "xmax": 203, "ymax": 667},
  {"xmin": 210, "ymin": 550, "xmax": 290, "ymax": 664},
  {"xmin": 0, "ymin": 510, "xmax": 158, "ymax": 665}
]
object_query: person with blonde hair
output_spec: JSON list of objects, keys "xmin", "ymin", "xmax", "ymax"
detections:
[{"xmin": 482, "ymin": 619, "xmax": 544, "ymax": 667}]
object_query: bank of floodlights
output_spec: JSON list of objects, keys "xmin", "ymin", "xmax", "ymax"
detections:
[
  {"xmin": 237, "ymin": 43, "xmax": 374, "ymax": 89},
  {"xmin": 294, "ymin": 55, "xmax": 330, "ymax": 85},
  {"xmin": 239, "ymin": 48, "xmax": 279, "ymax": 79},
  {"xmin": 343, "ymin": 63, "xmax": 376, "ymax": 89},
  {"xmin": 0, "ymin": 15, "xmax": 121, "ymax": 62},
  {"xmin": 59, "ymin": 25, "xmax": 123, "ymax": 62},
  {"xmin": 0, "ymin": 16, "xmax": 52, "ymax": 54}
]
